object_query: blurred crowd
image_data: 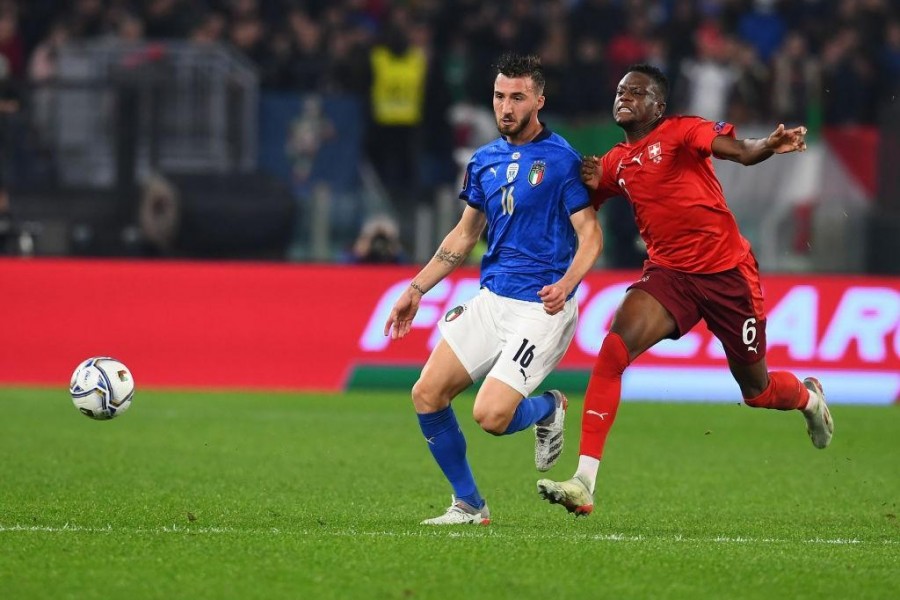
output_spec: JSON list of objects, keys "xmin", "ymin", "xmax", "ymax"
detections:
[
  {"xmin": 0, "ymin": 0, "xmax": 898, "ymax": 258},
  {"xmin": 0, "ymin": 0, "xmax": 895, "ymax": 126}
]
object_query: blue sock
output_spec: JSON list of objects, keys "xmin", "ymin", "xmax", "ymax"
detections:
[
  {"xmin": 417, "ymin": 406, "xmax": 483, "ymax": 509},
  {"xmin": 502, "ymin": 392, "xmax": 556, "ymax": 435}
]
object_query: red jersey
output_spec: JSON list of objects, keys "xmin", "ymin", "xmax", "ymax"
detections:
[{"xmin": 592, "ymin": 116, "xmax": 751, "ymax": 273}]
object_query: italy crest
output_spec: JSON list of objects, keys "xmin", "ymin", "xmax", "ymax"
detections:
[{"xmin": 528, "ymin": 161, "xmax": 545, "ymax": 187}]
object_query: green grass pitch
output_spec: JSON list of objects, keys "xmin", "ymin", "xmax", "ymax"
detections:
[{"xmin": 0, "ymin": 388, "xmax": 897, "ymax": 599}]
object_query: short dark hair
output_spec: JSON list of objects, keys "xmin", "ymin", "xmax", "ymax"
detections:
[
  {"xmin": 494, "ymin": 52, "xmax": 545, "ymax": 94},
  {"xmin": 625, "ymin": 63, "xmax": 668, "ymax": 102}
]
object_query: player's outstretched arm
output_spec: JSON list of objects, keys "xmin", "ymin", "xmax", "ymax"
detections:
[
  {"xmin": 538, "ymin": 206, "xmax": 603, "ymax": 315},
  {"xmin": 712, "ymin": 124, "xmax": 808, "ymax": 166},
  {"xmin": 383, "ymin": 206, "xmax": 487, "ymax": 339}
]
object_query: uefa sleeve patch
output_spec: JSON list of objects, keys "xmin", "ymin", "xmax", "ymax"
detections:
[{"xmin": 714, "ymin": 121, "xmax": 727, "ymax": 133}]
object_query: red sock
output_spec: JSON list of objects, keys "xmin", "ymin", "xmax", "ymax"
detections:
[
  {"xmin": 745, "ymin": 371, "xmax": 810, "ymax": 411},
  {"xmin": 579, "ymin": 333, "xmax": 631, "ymax": 459}
]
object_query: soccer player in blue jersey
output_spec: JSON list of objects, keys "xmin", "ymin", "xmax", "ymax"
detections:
[{"xmin": 384, "ymin": 53, "xmax": 603, "ymax": 525}]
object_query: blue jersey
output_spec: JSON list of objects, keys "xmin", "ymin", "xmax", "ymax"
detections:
[{"xmin": 459, "ymin": 128, "xmax": 591, "ymax": 302}]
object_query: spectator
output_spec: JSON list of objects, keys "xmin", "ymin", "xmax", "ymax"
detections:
[
  {"xmin": 285, "ymin": 95, "xmax": 335, "ymax": 191},
  {"xmin": 28, "ymin": 20, "xmax": 68, "ymax": 82},
  {"xmin": 188, "ymin": 11, "xmax": 227, "ymax": 45},
  {"xmin": 737, "ymin": 0, "xmax": 786, "ymax": 63},
  {"xmin": 664, "ymin": 0, "xmax": 699, "ymax": 92},
  {"xmin": 111, "ymin": 11, "xmax": 145, "ymax": 43},
  {"xmin": 568, "ymin": 0, "xmax": 624, "ymax": 46},
  {"xmin": 287, "ymin": 9, "xmax": 326, "ymax": 91},
  {"xmin": 0, "ymin": 71, "xmax": 18, "ymax": 254},
  {"xmin": 139, "ymin": 173, "xmax": 180, "ymax": 257},
  {"xmin": 344, "ymin": 214, "xmax": 407, "ymax": 264},
  {"xmin": 821, "ymin": 27, "xmax": 876, "ymax": 124},
  {"xmin": 0, "ymin": 5, "xmax": 24, "ymax": 80},
  {"xmin": 413, "ymin": 20, "xmax": 457, "ymax": 195},
  {"xmin": 68, "ymin": 0, "xmax": 105, "ymax": 39},
  {"xmin": 643, "ymin": 35, "xmax": 670, "ymax": 76},
  {"xmin": 771, "ymin": 31, "xmax": 821, "ymax": 125},
  {"xmin": 677, "ymin": 22, "xmax": 737, "ymax": 120},
  {"xmin": 605, "ymin": 13, "xmax": 651, "ymax": 92},
  {"xmin": 228, "ymin": 15, "xmax": 269, "ymax": 68},
  {"xmin": 537, "ymin": 23, "xmax": 569, "ymax": 116},
  {"xmin": 143, "ymin": 0, "xmax": 192, "ymax": 39},
  {"xmin": 366, "ymin": 16, "xmax": 428, "ymax": 218},
  {"xmin": 321, "ymin": 24, "xmax": 372, "ymax": 96},
  {"xmin": 728, "ymin": 41, "xmax": 770, "ymax": 124},
  {"xmin": 440, "ymin": 32, "xmax": 472, "ymax": 104},
  {"xmin": 565, "ymin": 35, "xmax": 610, "ymax": 121}
]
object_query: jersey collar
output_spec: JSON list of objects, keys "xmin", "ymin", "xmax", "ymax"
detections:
[{"xmin": 503, "ymin": 124, "xmax": 552, "ymax": 147}]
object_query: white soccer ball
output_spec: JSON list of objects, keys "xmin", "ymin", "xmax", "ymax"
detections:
[{"xmin": 69, "ymin": 357, "xmax": 135, "ymax": 420}]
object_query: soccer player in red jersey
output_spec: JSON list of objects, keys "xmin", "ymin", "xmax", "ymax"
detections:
[{"xmin": 537, "ymin": 64, "xmax": 834, "ymax": 516}]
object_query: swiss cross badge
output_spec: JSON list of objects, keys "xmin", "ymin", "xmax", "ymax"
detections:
[
  {"xmin": 528, "ymin": 161, "xmax": 545, "ymax": 186},
  {"xmin": 648, "ymin": 142, "xmax": 662, "ymax": 163}
]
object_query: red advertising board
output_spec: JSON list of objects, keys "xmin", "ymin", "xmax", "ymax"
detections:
[{"xmin": 2, "ymin": 258, "xmax": 898, "ymax": 404}]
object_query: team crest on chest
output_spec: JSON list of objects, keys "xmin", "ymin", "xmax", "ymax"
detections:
[
  {"xmin": 528, "ymin": 161, "xmax": 546, "ymax": 186},
  {"xmin": 506, "ymin": 162, "xmax": 519, "ymax": 183},
  {"xmin": 648, "ymin": 142, "xmax": 662, "ymax": 163}
]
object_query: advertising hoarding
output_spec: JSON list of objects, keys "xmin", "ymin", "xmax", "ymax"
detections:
[{"xmin": 1, "ymin": 259, "xmax": 897, "ymax": 404}]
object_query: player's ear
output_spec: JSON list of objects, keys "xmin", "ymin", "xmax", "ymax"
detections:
[
  {"xmin": 537, "ymin": 95, "xmax": 545, "ymax": 110},
  {"xmin": 655, "ymin": 101, "xmax": 666, "ymax": 117}
]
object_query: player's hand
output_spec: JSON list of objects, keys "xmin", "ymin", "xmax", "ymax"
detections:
[
  {"xmin": 580, "ymin": 155, "xmax": 602, "ymax": 190},
  {"xmin": 766, "ymin": 124, "xmax": 808, "ymax": 154},
  {"xmin": 384, "ymin": 288, "xmax": 421, "ymax": 339},
  {"xmin": 538, "ymin": 283, "xmax": 568, "ymax": 315}
]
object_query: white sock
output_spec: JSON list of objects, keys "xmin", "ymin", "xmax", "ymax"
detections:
[
  {"xmin": 803, "ymin": 388, "xmax": 820, "ymax": 414},
  {"xmin": 574, "ymin": 455, "xmax": 600, "ymax": 493}
]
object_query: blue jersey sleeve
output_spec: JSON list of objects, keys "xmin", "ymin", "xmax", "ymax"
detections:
[
  {"xmin": 561, "ymin": 153, "xmax": 591, "ymax": 215},
  {"xmin": 459, "ymin": 155, "xmax": 485, "ymax": 210}
]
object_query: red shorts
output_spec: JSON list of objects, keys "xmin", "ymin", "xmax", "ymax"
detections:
[{"xmin": 628, "ymin": 253, "xmax": 767, "ymax": 365}]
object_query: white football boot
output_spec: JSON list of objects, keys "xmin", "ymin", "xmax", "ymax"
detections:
[
  {"xmin": 534, "ymin": 390, "xmax": 568, "ymax": 472},
  {"xmin": 802, "ymin": 377, "xmax": 834, "ymax": 449},
  {"xmin": 420, "ymin": 497, "xmax": 491, "ymax": 525},
  {"xmin": 537, "ymin": 474, "xmax": 594, "ymax": 516}
]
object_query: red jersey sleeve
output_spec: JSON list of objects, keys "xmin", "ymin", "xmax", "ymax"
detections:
[
  {"xmin": 681, "ymin": 117, "xmax": 736, "ymax": 157},
  {"xmin": 590, "ymin": 152, "xmax": 623, "ymax": 209}
]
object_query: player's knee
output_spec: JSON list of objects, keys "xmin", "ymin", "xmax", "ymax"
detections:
[
  {"xmin": 411, "ymin": 378, "xmax": 449, "ymax": 413},
  {"xmin": 472, "ymin": 404, "xmax": 509, "ymax": 436},
  {"xmin": 593, "ymin": 333, "xmax": 631, "ymax": 378}
]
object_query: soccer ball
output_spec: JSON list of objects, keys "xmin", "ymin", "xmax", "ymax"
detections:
[{"xmin": 69, "ymin": 357, "xmax": 135, "ymax": 420}]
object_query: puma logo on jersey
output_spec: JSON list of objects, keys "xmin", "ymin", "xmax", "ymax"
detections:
[
  {"xmin": 747, "ymin": 343, "xmax": 760, "ymax": 354},
  {"xmin": 519, "ymin": 368, "xmax": 531, "ymax": 384},
  {"xmin": 616, "ymin": 153, "xmax": 644, "ymax": 175},
  {"xmin": 489, "ymin": 167, "xmax": 498, "ymax": 177},
  {"xmin": 586, "ymin": 410, "xmax": 608, "ymax": 420}
]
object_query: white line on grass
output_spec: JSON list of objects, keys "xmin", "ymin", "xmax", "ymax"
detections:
[{"xmin": 0, "ymin": 523, "xmax": 895, "ymax": 546}]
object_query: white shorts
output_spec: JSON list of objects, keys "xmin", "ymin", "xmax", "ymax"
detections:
[{"xmin": 438, "ymin": 288, "xmax": 578, "ymax": 397}]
